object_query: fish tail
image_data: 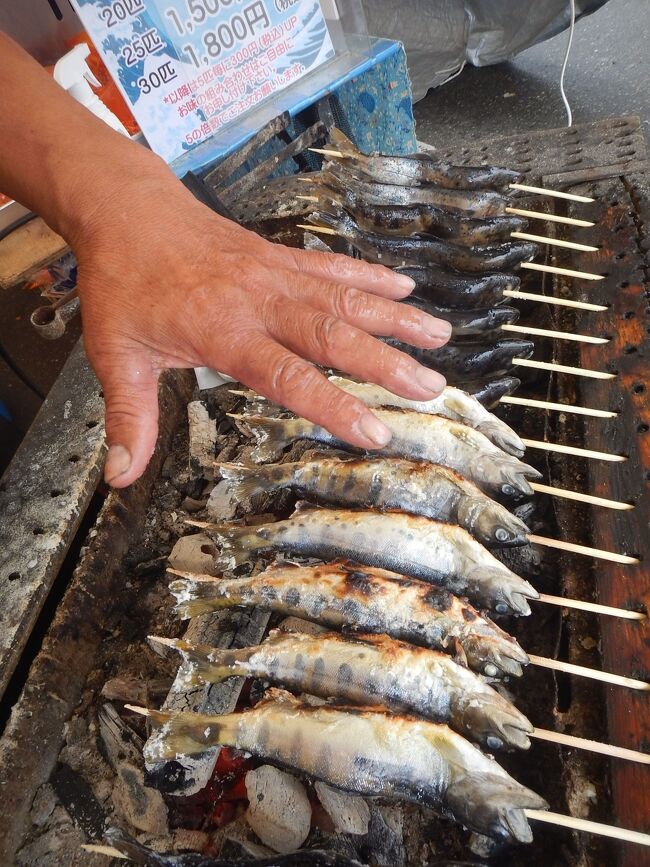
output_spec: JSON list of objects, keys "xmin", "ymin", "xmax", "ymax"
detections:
[
  {"xmin": 228, "ymin": 414, "xmax": 304, "ymax": 462},
  {"xmin": 329, "ymin": 127, "xmax": 359, "ymax": 157},
  {"xmin": 216, "ymin": 461, "xmax": 296, "ymax": 501},
  {"xmin": 149, "ymin": 637, "xmax": 248, "ymax": 686},
  {"xmin": 168, "ymin": 576, "xmax": 237, "ymax": 619},
  {"xmin": 127, "ymin": 706, "xmax": 238, "ymax": 762},
  {"xmin": 209, "ymin": 522, "xmax": 271, "ymax": 570},
  {"xmin": 309, "ymin": 206, "xmax": 357, "ymax": 239}
]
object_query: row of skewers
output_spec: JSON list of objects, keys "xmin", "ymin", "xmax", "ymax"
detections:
[{"xmin": 126, "ymin": 133, "xmax": 649, "ymax": 859}]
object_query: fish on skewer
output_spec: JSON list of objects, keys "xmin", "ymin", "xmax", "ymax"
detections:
[
  {"xmin": 308, "ymin": 205, "xmax": 537, "ymax": 273},
  {"xmin": 326, "ymin": 377, "xmax": 525, "ymax": 455},
  {"xmin": 311, "ymin": 181, "xmax": 528, "ymax": 244},
  {"xmin": 403, "ymin": 297, "xmax": 520, "ymax": 339},
  {"xmin": 382, "ymin": 336, "xmax": 534, "ymax": 385},
  {"xmin": 395, "ymin": 266, "xmax": 519, "ymax": 307},
  {"xmin": 471, "ymin": 376, "xmax": 521, "ymax": 408},
  {"xmin": 325, "ymin": 127, "xmax": 523, "ymax": 192},
  {"xmin": 319, "ymin": 159, "xmax": 510, "ymax": 217},
  {"xmin": 230, "ymin": 409, "xmax": 540, "ymax": 497},
  {"xmin": 132, "ymin": 690, "xmax": 548, "ymax": 843},
  {"xmin": 169, "ymin": 561, "xmax": 528, "ymax": 676},
  {"xmin": 216, "ymin": 457, "xmax": 529, "ymax": 547},
  {"xmin": 152, "ymin": 629, "xmax": 533, "ymax": 751},
  {"xmin": 196, "ymin": 505, "xmax": 539, "ymax": 615}
]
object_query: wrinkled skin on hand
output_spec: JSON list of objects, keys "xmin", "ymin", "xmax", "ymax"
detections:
[{"xmin": 72, "ymin": 161, "xmax": 452, "ymax": 487}]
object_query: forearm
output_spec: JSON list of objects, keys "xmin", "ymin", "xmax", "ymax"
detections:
[{"xmin": 0, "ymin": 32, "xmax": 168, "ymax": 244}]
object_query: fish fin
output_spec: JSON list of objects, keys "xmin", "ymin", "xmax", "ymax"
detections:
[
  {"xmin": 303, "ymin": 230, "xmax": 335, "ymax": 254},
  {"xmin": 129, "ymin": 706, "xmax": 238, "ymax": 762},
  {"xmin": 154, "ymin": 637, "xmax": 247, "ymax": 686},
  {"xmin": 208, "ymin": 522, "xmax": 272, "ymax": 569},
  {"xmin": 227, "ymin": 414, "xmax": 301, "ymax": 463},
  {"xmin": 216, "ymin": 461, "xmax": 295, "ymax": 501},
  {"xmin": 257, "ymin": 687, "xmax": 302, "ymax": 708},
  {"xmin": 292, "ymin": 499, "xmax": 320, "ymax": 514},
  {"xmin": 309, "ymin": 205, "xmax": 357, "ymax": 239},
  {"xmin": 329, "ymin": 127, "xmax": 359, "ymax": 157}
]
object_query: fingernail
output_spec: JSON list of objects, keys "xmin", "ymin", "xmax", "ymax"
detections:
[
  {"xmin": 415, "ymin": 365, "xmax": 446, "ymax": 394},
  {"xmin": 105, "ymin": 444, "xmax": 131, "ymax": 483},
  {"xmin": 423, "ymin": 317, "xmax": 452, "ymax": 341},
  {"xmin": 394, "ymin": 273, "xmax": 416, "ymax": 292},
  {"xmin": 359, "ymin": 412, "xmax": 392, "ymax": 447}
]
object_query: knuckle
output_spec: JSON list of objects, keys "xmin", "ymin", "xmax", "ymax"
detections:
[
  {"xmin": 270, "ymin": 354, "xmax": 312, "ymax": 399},
  {"xmin": 311, "ymin": 312, "xmax": 343, "ymax": 354},
  {"xmin": 331, "ymin": 286, "xmax": 370, "ymax": 321}
]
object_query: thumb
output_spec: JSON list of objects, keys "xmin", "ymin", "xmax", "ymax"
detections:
[{"xmin": 99, "ymin": 352, "xmax": 160, "ymax": 488}]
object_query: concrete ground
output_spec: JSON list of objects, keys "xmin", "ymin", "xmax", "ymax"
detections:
[{"xmin": 413, "ymin": 0, "xmax": 650, "ymax": 149}]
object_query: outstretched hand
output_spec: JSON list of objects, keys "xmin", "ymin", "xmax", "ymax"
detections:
[{"xmin": 73, "ymin": 159, "xmax": 451, "ymax": 487}]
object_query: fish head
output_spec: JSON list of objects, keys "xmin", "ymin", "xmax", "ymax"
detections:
[
  {"xmin": 475, "ymin": 419, "xmax": 526, "ymax": 457},
  {"xmin": 446, "ymin": 772, "xmax": 547, "ymax": 843},
  {"xmin": 456, "ymin": 693, "xmax": 533, "ymax": 752},
  {"xmin": 457, "ymin": 497, "xmax": 530, "ymax": 548},
  {"xmin": 489, "ymin": 454, "xmax": 542, "ymax": 498},
  {"xmin": 462, "ymin": 632, "xmax": 528, "ymax": 679}
]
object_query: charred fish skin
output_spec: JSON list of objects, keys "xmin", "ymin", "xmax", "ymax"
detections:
[
  {"xmin": 321, "ymin": 159, "xmax": 510, "ymax": 218},
  {"xmin": 231, "ymin": 409, "xmax": 541, "ymax": 498},
  {"xmin": 141, "ymin": 692, "xmax": 547, "ymax": 843},
  {"xmin": 217, "ymin": 457, "xmax": 529, "ymax": 548},
  {"xmin": 328, "ymin": 377, "xmax": 525, "ymax": 457},
  {"xmin": 309, "ymin": 205, "xmax": 537, "ymax": 273},
  {"xmin": 395, "ymin": 266, "xmax": 519, "ymax": 308},
  {"xmin": 404, "ymin": 297, "xmax": 520, "ymax": 339},
  {"xmin": 156, "ymin": 629, "xmax": 533, "ymax": 751},
  {"xmin": 169, "ymin": 561, "xmax": 528, "ymax": 678},
  {"xmin": 382, "ymin": 337, "xmax": 535, "ymax": 385},
  {"xmin": 203, "ymin": 506, "xmax": 539, "ymax": 616},
  {"xmin": 471, "ymin": 376, "xmax": 521, "ymax": 408},
  {"xmin": 328, "ymin": 128, "xmax": 524, "ymax": 193}
]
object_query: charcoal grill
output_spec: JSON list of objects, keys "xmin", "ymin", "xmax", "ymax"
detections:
[{"xmin": 0, "ymin": 115, "xmax": 649, "ymax": 867}]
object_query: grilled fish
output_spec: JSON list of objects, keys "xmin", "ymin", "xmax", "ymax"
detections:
[
  {"xmin": 395, "ymin": 266, "xmax": 518, "ymax": 308},
  {"xmin": 169, "ymin": 560, "xmax": 528, "ymax": 676},
  {"xmin": 382, "ymin": 337, "xmax": 534, "ymax": 384},
  {"xmin": 153, "ymin": 629, "xmax": 533, "ymax": 750},
  {"xmin": 321, "ymin": 160, "xmax": 509, "ymax": 218},
  {"xmin": 135, "ymin": 691, "xmax": 547, "ymax": 843},
  {"xmin": 216, "ymin": 457, "xmax": 529, "ymax": 547},
  {"xmin": 312, "ymin": 184, "xmax": 527, "ymax": 245},
  {"xmin": 231, "ymin": 409, "xmax": 540, "ymax": 497},
  {"xmin": 327, "ymin": 377, "xmax": 525, "ymax": 456},
  {"xmin": 403, "ymin": 298, "xmax": 520, "ymax": 339},
  {"xmin": 309, "ymin": 206, "xmax": 537, "ymax": 273},
  {"xmin": 327, "ymin": 127, "xmax": 523, "ymax": 192},
  {"xmin": 196, "ymin": 505, "xmax": 538, "ymax": 615}
]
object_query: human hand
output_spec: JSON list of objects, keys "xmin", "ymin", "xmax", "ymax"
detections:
[{"xmin": 71, "ymin": 156, "xmax": 451, "ymax": 487}]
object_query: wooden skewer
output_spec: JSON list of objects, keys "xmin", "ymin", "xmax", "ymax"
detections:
[
  {"xmin": 530, "ymin": 481, "xmax": 633, "ymax": 510},
  {"xmin": 512, "ymin": 357, "xmax": 616, "ymax": 380},
  {"xmin": 537, "ymin": 593, "xmax": 645, "ymax": 620},
  {"xmin": 521, "ymin": 438, "xmax": 626, "ymax": 461},
  {"xmin": 524, "ymin": 809, "xmax": 650, "ymax": 847},
  {"xmin": 510, "ymin": 231, "xmax": 599, "ymax": 252},
  {"xmin": 531, "ymin": 728, "xmax": 650, "ymax": 764},
  {"xmin": 502, "ymin": 289, "xmax": 607, "ymax": 312},
  {"xmin": 528, "ymin": 534, "xmax": 639, "ymax": 565},
  {"xmin": 505, "ymin": 206, "xmax": 595, "ymax": 227},
  {"xmin": 529, "ymin": 653, "xmax": 649, "ymax": 690},
  {"xmin": 509, "ymin": 183, "xmax": 595, "ymax": 203},
  {"xmin": 501, "ymin": 323, "xmax": 609, "ymax": 344},
  {"xmin": 81, "ymin": 845, "xmax": 129, "ymax": 859},
  {"xmin": 297, "ymin": 223, "xmax": 338, "ymax": 235},
  {"xmin": 500, "ymin": 395, "xmax": 617, "ymax": 419},
  {"xmin": 520, "ymin": 261, "xmax": 604, "ymax": 281},
  {"xmin": 296, "ymin": 194, "xmax": 319, "ymax": 202}
]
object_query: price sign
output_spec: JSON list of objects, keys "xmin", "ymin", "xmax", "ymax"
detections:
[{"xmin": 69, "ymin": 0, "xmax": 335, "ymax": 163}]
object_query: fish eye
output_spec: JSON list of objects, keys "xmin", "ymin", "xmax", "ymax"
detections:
[
  {"xmin": 502, "ymin": 484, "xmax": 516, "ymax": 496},
  {"xmin": 495, "ymin": 603, "xmax": 508, "ymax": 614},
  {"xmin": 486, "ymin": 736, "xmax": 503, "ymax": 750},
  {"xmin": 495, "ymin": 528, "xmax": 509, "ymax": 542},
  {"xmin": 484, "ymin": 663, "xmax": 498, "ymax": 677}
]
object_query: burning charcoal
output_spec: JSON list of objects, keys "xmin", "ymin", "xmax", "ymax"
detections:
[
  {"xmin": 188, "ymin": 400, "xmax": 217, "ymax": 479},
  {"xmin": 245, "ymin": 765, "xmax": 311, "ymax": 853},
  {"xmin": 207, "ymin": 480, "xmax": 239, "ymax": 522},
  {"xmin": 168, "ymin": 534, "xmax": 216, "ymax": 574},
  {"xmin": 112, "ymin": 762, "xmax": 169, "ymax": 835},
  {"xmin": 314, "ymin": 782, "xmax": 370, "ymax": 836}
]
